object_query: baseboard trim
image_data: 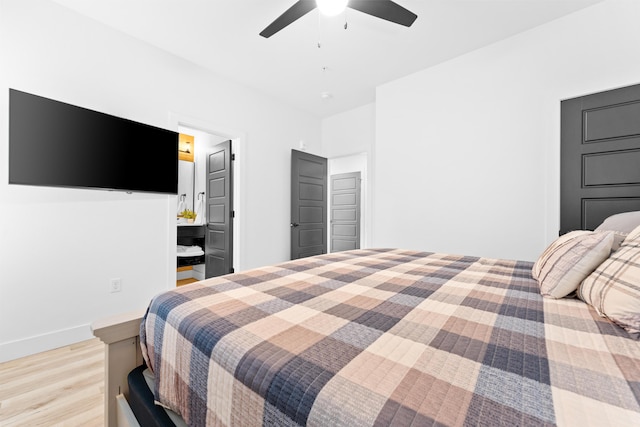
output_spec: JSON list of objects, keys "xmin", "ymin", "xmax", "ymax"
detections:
[{"xmin": 0, "ymin": 324, "xmax": 93, "ymax": 363}]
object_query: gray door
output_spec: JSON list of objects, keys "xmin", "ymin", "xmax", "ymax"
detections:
[
  {"xmin": 330, "ymin": 172, "xmax": 361, "ymax": 252},
  {"xmin": 561, "ymin": 83, "xmax": 640, "ymax": 234},
  {"xmin": 291, "ymin": 149, "xmax": 327, "ymax": 259},
  {"xmin": 205, "ymin": 140, "xmax": 233, "ymax": 277}
]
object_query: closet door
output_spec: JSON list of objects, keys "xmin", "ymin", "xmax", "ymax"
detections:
[
  {"xmin": 330, "ymin": 172, "xmax": 361, "ymax": 252},
  {"xmin": 561, "ymin": 83, "xmax": 640, "ymax": 233}
]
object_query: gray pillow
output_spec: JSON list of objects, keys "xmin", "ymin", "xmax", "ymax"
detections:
[{"xmin": 595, "ymin": 211, "xmax": 640, "ymax": 250}]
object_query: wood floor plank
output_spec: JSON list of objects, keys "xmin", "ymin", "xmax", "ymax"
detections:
[
  {"xmin": 1, "ymin": 368, "xmax": 102, "ymax": 419},
  {"xmin": 2, "ymin": 384, "xmax": 103, "ymax": 426},
  {"xmin": 0, "ymin": 341, "xmax": 102, "ymax": 384},
  {"xmin": 0, "ymin": 354, "xmax": 102, "ymax": 399},
  {"xmin": 0, "ymin": 338, "xmax": 105, "ymax": 426}
]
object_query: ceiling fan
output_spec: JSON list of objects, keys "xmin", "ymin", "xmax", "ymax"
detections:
[{"xmin": 260, "ymin": 0, "xmax": 418, "ymax": 38}]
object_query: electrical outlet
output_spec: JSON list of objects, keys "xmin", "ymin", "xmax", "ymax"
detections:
[{"xmin": 109, "ymin": 278, "xmax": 122, "ymax": 293}]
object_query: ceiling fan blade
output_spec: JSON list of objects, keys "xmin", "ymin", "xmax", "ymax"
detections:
[
  {"xmin": 260, "ymin": 0, "xmax": 317, "ymax": 38},
  {"xmin": 348, "ymin": 0, "xmax": 417, "ymax": 27}
]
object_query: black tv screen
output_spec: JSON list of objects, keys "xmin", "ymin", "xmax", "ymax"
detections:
[{"xmin": 9, "ymin": 89, "xmax": 178, "ymax": 194}]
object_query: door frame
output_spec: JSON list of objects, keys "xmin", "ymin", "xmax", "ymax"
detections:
[{"xmin": 167, "ymin": 112, "xmax": 245, "ymax": 288}]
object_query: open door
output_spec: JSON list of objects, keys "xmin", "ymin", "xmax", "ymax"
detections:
[
  {"xmin": 205, "ymin": 140, "xmax": 233, "ymax": 277},
  {"xmin": 291, "ymin": 150, "xmax": 327, "ymax": 259}
]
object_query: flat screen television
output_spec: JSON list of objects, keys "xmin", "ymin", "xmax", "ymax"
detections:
[{"xmin": 9, "ymin": 88, "xmax": 178, "ymax": 194}]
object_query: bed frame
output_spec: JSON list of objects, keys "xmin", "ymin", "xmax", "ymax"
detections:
[
  {"xmin": 92, "ymin": 310, "xmax": 146, "ymax": 427},
  {"xmin": 92, "ymin": 82, "xmax": 640, "ymax": 427}
]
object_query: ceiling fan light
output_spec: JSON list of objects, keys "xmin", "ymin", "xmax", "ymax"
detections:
[{"xmin": 316, "ymin": 0, "xmax": 348, "ymax": 16}]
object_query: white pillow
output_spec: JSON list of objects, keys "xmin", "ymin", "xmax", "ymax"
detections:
[{"xmin": 532, "ymin": 230, "xmax": 614, "ymax": 299}]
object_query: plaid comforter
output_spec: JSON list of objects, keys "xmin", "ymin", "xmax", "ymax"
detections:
[{"xmin": 140, "ymin": 249, "xmax": 640, "ymax": 426}]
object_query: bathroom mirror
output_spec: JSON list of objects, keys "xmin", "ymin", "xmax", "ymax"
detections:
[{"xmin": 177, "ymin": 160, "xmax": 194, "ymax": 215}]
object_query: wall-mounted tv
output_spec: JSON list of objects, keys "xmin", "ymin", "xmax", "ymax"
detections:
[{"xmin": 9, "ymin": 89, "xmax": 178, "ymax": 194}]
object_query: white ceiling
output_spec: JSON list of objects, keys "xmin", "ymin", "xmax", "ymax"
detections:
[{"xmin": 51, "ymin": 0, "xmax": 603, "ymax": 118}]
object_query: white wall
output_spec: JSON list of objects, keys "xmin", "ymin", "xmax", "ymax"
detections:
[
  {"xmin": 322, "ymin": 103, "xmax": 375, "ymax": 159},
  {"xmin": 375, "ymin": 0, "xmax": 640, "ymax": 261},
  {"xmin": 322, "ymin": 103, "xmax": 375, "ymax": 248},
  {"xmin": 0, "ymin": 0, "xmax": 321, "ymax": 361}
]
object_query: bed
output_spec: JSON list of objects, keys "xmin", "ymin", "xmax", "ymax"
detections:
[
  {"xmin": 91, "ymin": 84, "xmax": 640, "ymax": 426},
  {"xmin": 93, "ymin": 242, "xmax": 640, "ymax": 427}
]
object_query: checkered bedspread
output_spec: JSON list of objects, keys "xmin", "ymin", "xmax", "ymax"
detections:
[{"xmin": 140, "ymin": 249, "xmax": 640, "ymax": 426}]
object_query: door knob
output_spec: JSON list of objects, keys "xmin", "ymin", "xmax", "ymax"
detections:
[{"xmin": 291, "ymin": 222, "xmax": 300, "ymax": 227}]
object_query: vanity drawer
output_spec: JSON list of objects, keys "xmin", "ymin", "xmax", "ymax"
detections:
[{"xmin": 177, "ymin": 225, "xmax": 205, "ymax": 238}]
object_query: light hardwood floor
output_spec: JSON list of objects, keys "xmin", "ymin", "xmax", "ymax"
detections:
[{"xmin": 0, "ymin": 338, "xmax": 105, "ymax": 426}]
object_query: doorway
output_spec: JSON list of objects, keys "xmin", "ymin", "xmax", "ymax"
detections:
[
  {"xmin": 175, "ymin": 123, "xmax": 241, "ymax": 286},
  {"xmin": 290, "ymin": 151, "xmax": 367, "ymax": 258},
  {"xmin": 328, "ymin": 153, "xmax": 367, "ymax": 252},
  {"xmin": 330, "ymin": 172, "xmax": 361, "ymax": 252}
]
